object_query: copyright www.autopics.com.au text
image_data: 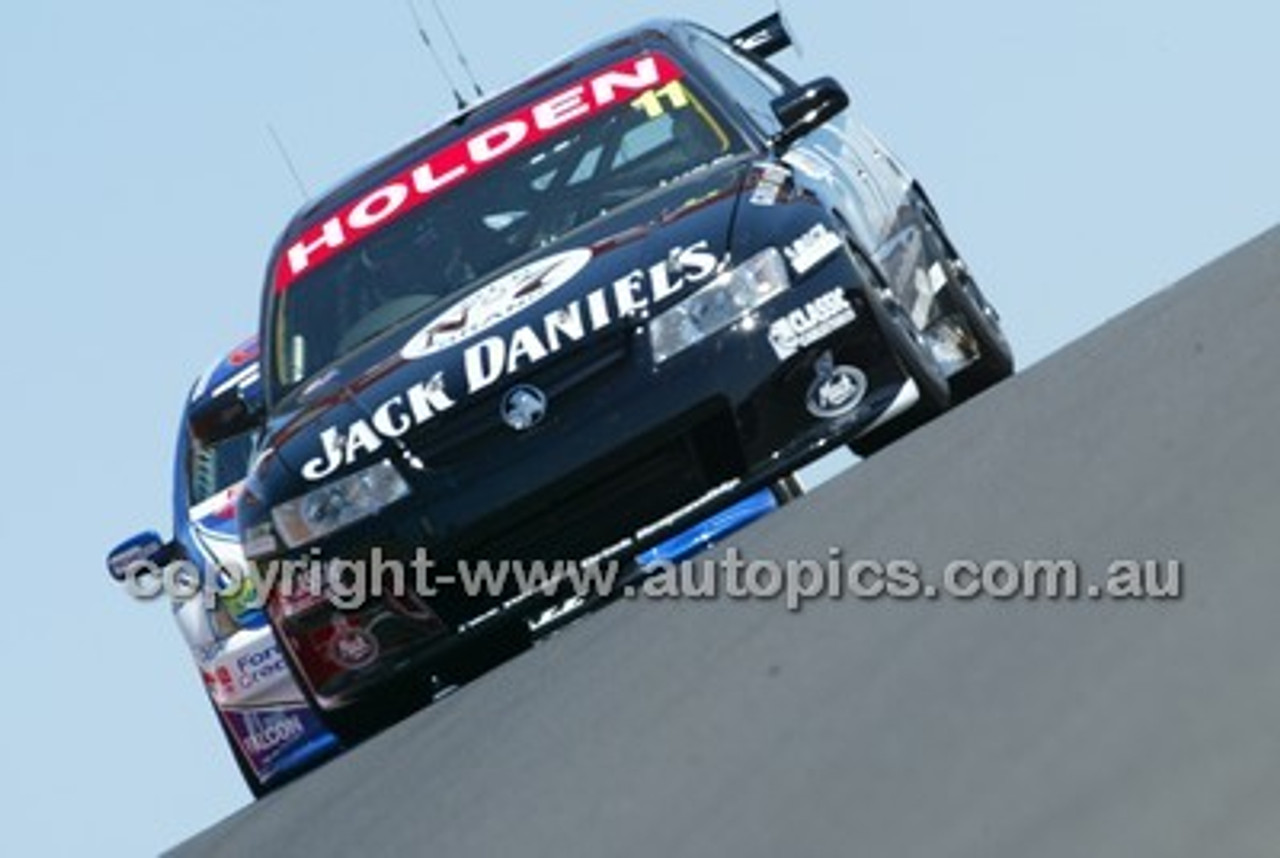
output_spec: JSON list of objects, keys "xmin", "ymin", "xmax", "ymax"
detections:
[{"xmin": 121, "ymin": 546, "xmax": 1184, "ymax": 613}]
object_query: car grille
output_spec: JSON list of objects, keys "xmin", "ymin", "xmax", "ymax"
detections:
[
  {"xmin": 403, "ymin": 329, "xmax": 632, "ymax": 471},
  {"xmin": 454, "ymin": 403, "xmax": 744, "ymax": 565}
]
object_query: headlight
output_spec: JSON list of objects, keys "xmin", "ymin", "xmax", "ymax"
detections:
[
  {"xmin": 649, "ymin": 247, "xmax": 789, "ymax": 364},
  {"xmin": 272, "ymin": 459, "xmax": 410, "ymax": 549}
]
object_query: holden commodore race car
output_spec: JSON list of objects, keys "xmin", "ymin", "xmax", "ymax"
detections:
[
  {"xmin": 196, "ymin": 13, "xmax": 1012, "ymax": 736},
  {"xmin": 106, "ymin": 338, "xmax": 341, "ymax": 797}
]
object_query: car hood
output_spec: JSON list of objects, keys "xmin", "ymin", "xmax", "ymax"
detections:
[{"xmin": 257, "ymin": 153, "xmax": 765, "ymax": 489}]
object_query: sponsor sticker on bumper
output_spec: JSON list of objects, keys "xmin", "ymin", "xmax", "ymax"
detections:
[
  {"xmin": 768, "ymin": 287, "xmax": 856, "ymax": 360},
  {"xmin": 806, "ymin": 359, "xmax": 867, "ymax": 419},
  {"xmin": 784, "ymin": 223, "xmax": 843, "ymax": 276}
]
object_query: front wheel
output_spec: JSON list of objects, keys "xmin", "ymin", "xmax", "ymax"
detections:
[
  {"xmin": 848, "ymin": 278, "xmax": 951, "ymax": 457},
  {"xmin": 944, "ymin": 260, "xmax": 1014, "ymax": 401},
  {"xmin": 912, "ymin": 195, "xmax": 1013, "ymax": 401}
]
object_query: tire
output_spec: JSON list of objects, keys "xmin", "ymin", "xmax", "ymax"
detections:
[
  {"xmin": 944, "ymin": 262, "xmax": 1014, "ymax": 401},
  {"xmin": 913, "ymin": 194, "xmax": 1014, "ymax": 401},
  {"xmin": 848, "ymin": 269, "xmax": 951, "ymax": 457}
]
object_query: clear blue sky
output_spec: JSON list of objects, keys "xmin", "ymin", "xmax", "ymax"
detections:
[{"xmin": 3, "ymin": 1, "xmax": 1276, "ymax": 853}]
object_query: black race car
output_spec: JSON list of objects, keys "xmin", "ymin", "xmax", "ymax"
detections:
[{"xmin": 198, "ymin": 13, "xmax": 1012, "ymax": 736}]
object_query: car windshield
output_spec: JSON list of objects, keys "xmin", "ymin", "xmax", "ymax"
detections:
[
  {"xmin": 188, "ymin": 430, "xmax": 254, "ymax": 506},
  {"xmin": 267, "ymin": 51, "xmax": 742, "ymax": 401}
]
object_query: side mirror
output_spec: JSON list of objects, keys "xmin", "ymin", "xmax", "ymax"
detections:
[
  {"xmin": 189, "ymin": 384, "xmax": 263, "ymax": 445},
  {"xmin": 106, "ymin": 531, "xmax": 173, "ymax": 583},
  {"xmin": 770, "ymin": 77, "xmax": 850, "ymax": 152}
]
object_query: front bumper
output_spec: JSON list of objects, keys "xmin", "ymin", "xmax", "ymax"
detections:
[{"xmin": 268, "ymin": 246, "xmax": 919, "ymax": 708}]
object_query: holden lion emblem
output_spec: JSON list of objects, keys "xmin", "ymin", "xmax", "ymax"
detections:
[{"xmin": 500, "ymin": 384, "xmax": 549, "ymax": 431}]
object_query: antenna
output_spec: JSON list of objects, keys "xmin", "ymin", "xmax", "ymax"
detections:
[
  {"xmin": 405, "ymin": 0, "xmax": 467, "ymax": 110},
  {"xmin": 266, "ymin": 123, "xmax": 309, "ymax": 202},
  {"xmin": 429, "ymin": 0, "xmax": 483, "ymax": 98}
]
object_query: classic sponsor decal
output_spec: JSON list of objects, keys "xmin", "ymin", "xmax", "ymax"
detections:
[
  {"xmin": 784, "ymin": 223, "xmax": 843, "ymax": 276},
  {"xmin": 274, "ymin": 54, "xmax": 684, "ymax": 292},
  {"xmin": 768, "ymin": 287, "xmax": 856, "ymax": 360},
  {"xmin": 400, "ymin": 248, "xmax": 594, "ymax": 360},
  {"xmin": 300, "ymin": 242, "xmax": 721, "ymax": 481},
  {"xmin": 806, "ymin": 353, "xmax": 867, "ymax": 419}
]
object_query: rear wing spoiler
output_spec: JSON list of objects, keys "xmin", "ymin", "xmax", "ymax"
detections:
[{"xmin": 730, "ymin": 11, "xmax": 797, "ymax": 59}]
